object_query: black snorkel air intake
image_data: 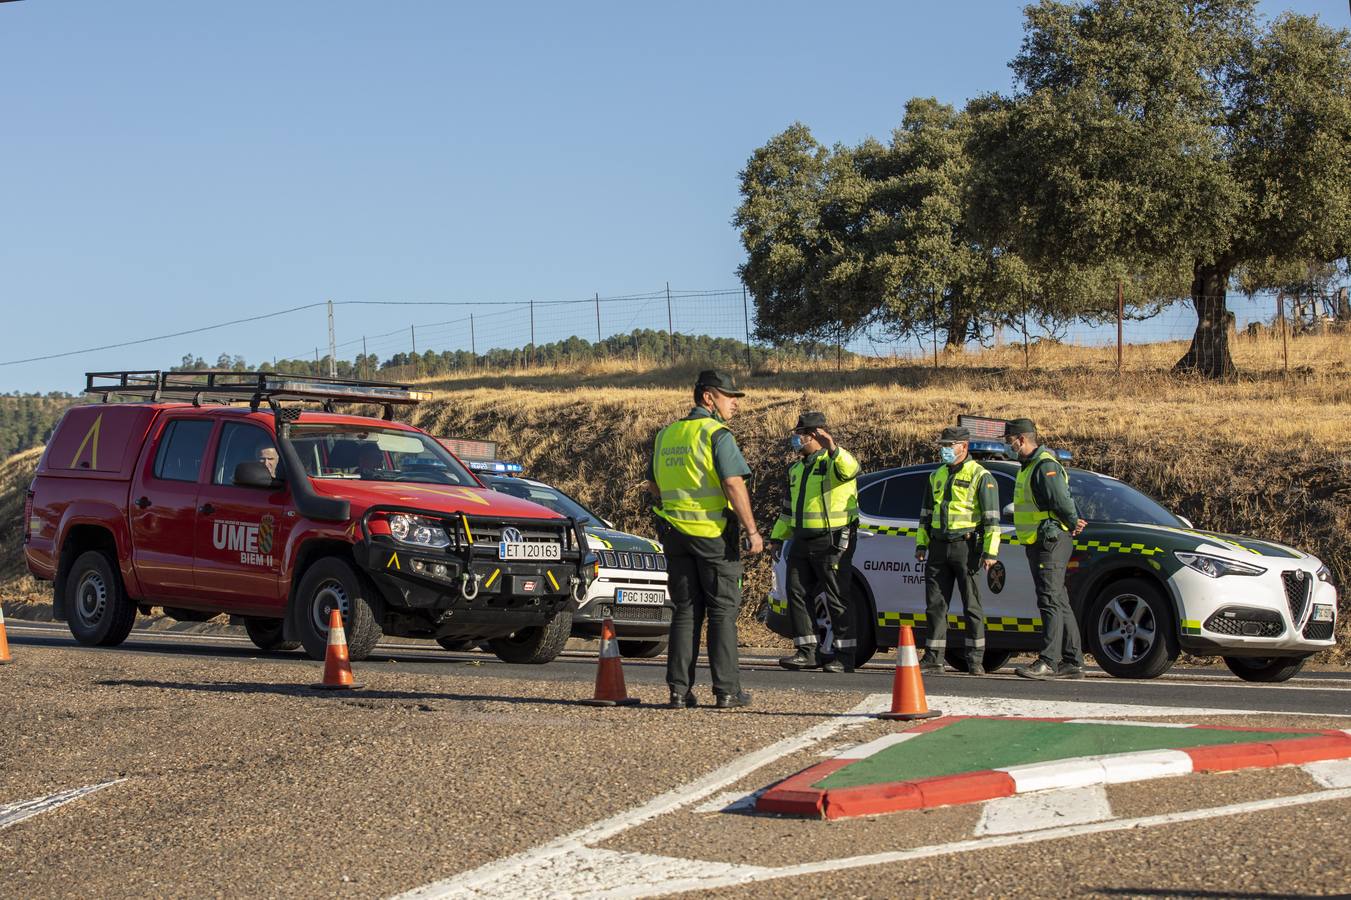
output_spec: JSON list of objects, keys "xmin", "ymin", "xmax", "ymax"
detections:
[{"xmin": 271, "ymin": 402, "xmax": 351, "ymax": 522}]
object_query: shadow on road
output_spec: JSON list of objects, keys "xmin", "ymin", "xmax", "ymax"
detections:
[{"xmin": 94, "ymin": 678, "xmax": 875, "ymax": 719}]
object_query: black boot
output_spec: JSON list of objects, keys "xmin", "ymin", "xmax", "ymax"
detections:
[
  {"xmin": 778, "ymin": 646, "xmax": 820, "ymax": 670},
  {"xmin": 821, "ymin": 656, "xmax": 844, "ymax": 674},
  {"xmin": 919, "ymin": 651, "xmax": 945, "ymax": 674}
]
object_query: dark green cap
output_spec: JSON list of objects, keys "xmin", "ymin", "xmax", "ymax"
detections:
[
  {"xmin": 1005, "ymin": 418, "xmax": 1037, "ymax": 437},
  {"xmin": 696, "ymin": 369, "xmax": 745, "ymax": 398},
  {"xmin": 938, "ymin": 426, "xmax": 970, "ymax": 443},
  {"xmin": 794, "ymin": 411, "xmax": 827, "ymax": 432}
]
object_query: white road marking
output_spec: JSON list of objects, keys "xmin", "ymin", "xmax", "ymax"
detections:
[
  {"xmin": 974, "ymin": 784, "xmax": 1113, "ymax": 836},
  {"xmin": 393, "ymin": 694, "xmax": 1346, "ymax": 900},
  {"xmin": 999, "ymin": 750, "xmax": 1194, "ymax": 793},
  {"xmin": 927, "ymin": 695, "xmax": 1265, "ymax": 719},
  {"xmin": 393, "ymin": 693, "xmax": 889, "ymax": 899},
  {"xmin": 0, "ymin": 780, "xmax": 125, "ymax": 831},
  {"xmin": 691, "ymin": 789, "xmax": 766, "ymax": 814},
  {"xmin": 1303, "ymin": 759, "xmax": 1351, "ymax": 788},
  {"xmin": 834, "ymin": 732, "xmax": 918, "ymax": 759}
]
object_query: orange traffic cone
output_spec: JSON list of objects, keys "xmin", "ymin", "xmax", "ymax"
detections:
[
  {"xmin": 313, "ymin": 608, "xmax": 361, "ymax": 690},
  {"xmin": 582, "ymin": 617, "xmax": 639, "ymax": 707},
  {"xmin": 878, "ymin": 625, "xmax": 940, "ymax": 720},
  {"xmin": 0, "ymin": 604, "xmax": 11, "ymax": 665}
]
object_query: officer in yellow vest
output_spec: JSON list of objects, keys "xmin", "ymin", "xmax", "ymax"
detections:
[
  {"xmin": 1005, "ymin": 418, "xmax": 1088, "ymax": 680},
  {"xmin": 770, "ymin": 412, "xmax": 861, "ymax": 673},
  {"xmin": 645, "ymin": 370, "xmax": 762, "ymax": 709},
  {"xmin": 915, "ymin": 425, "xmax": 1001, "ymax": 676}
]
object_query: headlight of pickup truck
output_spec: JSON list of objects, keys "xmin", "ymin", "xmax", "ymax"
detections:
[
  {"xmin": 388, "ymin": 514, "xmax": 451, "ymax": 549},
  {"xmin": 1174, "ymin": 551, "xmax": 1266, "ymax": 578}
]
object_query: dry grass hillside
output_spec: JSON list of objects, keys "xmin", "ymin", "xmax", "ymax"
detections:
[{"xmin": 3, "ymin": 333, "xmax": 1348, "ymax": 661}]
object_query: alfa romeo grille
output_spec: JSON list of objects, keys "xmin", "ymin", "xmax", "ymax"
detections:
[{"xmin": 1281, "ymin": 571, "xmax": 1311, "ymax": 623}]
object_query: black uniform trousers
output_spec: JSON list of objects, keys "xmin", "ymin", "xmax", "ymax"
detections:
[
  {"xmin": 1025, "ymin": 525, "xmax": 1083, "ymax": 669},
  {"xmin": 785, "ymin": 522, "xmax": 857, "ymax": 659},
  {"xmin": 923, "ymin": 534, "xmax": 984, "ymax": 662},
  {"xmin": 660, "ymin": 518, "xmax": 744, "ymax": 699}
]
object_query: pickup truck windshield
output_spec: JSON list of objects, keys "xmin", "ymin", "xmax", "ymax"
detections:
[
  {"xmin": 290, "ymin": 426, "xmax": 477, "ymax": 486},
  {"xmin": 1069, "ymin": 471, "xmax": 1182, "ymax": 527}
]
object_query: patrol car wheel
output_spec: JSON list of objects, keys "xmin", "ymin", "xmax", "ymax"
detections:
[
  {"xmin": 944, "ymin": 648, "xmax": 1015, "ymax": 673},
  {"xmin": 489, "ymin": 610, "xmax": 572, "ymax": 665},
  {"xmin": 65, "ymin": 550, "xmax": 136, "ymax": 647},
  {"xmin": 1087, "ymin": 578, "xmax": 1178, "ymax": 679},
  {"xmin": 243, "ymin": 616, "xmax": 300, "ymax": 653},
  {"xmin": 618, "ymin": 639, "xmax": 667, "ymax": 659},
  {"xmin": 849, "ymin": 575, "xmax": 878, "ymax": 667},
  {"xmin": 294, "ymin": 557, "xmax": 383, "ymax": 662},
  {"xmin": 1222, "ymin": 655, "xmax": 1306, "ymax": 683}
]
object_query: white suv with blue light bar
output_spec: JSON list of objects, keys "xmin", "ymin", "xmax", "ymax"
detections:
[{"xmin": 438, "ymin": 439, "xmax": 673, "ymax": 659}]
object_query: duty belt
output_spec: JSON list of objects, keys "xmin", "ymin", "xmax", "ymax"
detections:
[{"xmin": 933, "ymin": 531, "xmax": 975, "ymax": 543}]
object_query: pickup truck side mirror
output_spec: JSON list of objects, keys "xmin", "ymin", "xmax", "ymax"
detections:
[{"xmin": 234, "ymin": 461, "xmax": 282, "ymax": 490}]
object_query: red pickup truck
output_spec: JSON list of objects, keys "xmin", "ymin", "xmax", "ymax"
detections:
[{"xmin": 23, "ymin": 371, "xmax": 591, "ymax": 664}]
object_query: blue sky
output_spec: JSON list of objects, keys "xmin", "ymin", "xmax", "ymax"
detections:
[{"xmin": 2, "ymin": 1, "xmax": 1346, "ymax": 392}]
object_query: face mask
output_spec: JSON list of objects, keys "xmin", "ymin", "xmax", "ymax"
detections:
[
  {"xmin": 789, "ymin": 433, "xmax": 804, "ymax": 452},
  {"xmin": 939, "ymin": 446, "xmax": 957, "ymax": 464}
]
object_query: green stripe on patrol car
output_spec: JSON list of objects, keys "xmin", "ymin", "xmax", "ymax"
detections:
[{"xmin": 876, "ymin": 611, "xmax": 1042, "ymax": 632}]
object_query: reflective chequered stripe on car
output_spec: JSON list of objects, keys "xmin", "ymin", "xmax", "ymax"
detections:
[
  {"xmin": 1182, "ymin": 618, "xmax": 1202, "ymax": 635},
  {"xmin": 863, "ymin": 521, "xmax": 1162, "ymax": 557},
  {"xmin": 875, "ymin": 611, "xmax": 1042, "ymax": 632}
]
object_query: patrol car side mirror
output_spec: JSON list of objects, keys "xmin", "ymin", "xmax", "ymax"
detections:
[
  {"xmin": 234, "ymin": 461, "xmax": 282, "ymax": 490},
  {"xmin": 1002, "ymin": 502, "xmax": 1015, "ymax": 518},
  {"xmin": 1178, "ymin": 515, "xmax": 1194, "ymax": 529},
  {"xmin": 602, "ymin": 518, "xmax": 616, "ymax": 529}
]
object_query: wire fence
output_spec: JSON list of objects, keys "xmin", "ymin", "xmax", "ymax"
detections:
[{"xmin": 249, "ymin": 282, "xmax": 1351, "ymax": 382}]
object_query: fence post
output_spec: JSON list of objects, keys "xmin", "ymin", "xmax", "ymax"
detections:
[
  {"xmin": 666, "ymin": 282, "xmax": 674, "ymax": 364},
  {"xmin": 1116, "ymin": 278, "xmax": 1123, "ymax": 376},
  {"xmin": 742, "ymin": 285, "xmax": 752, "ymax": 374},
  {"xmin": 1278, "ymin": 291, "xmax": 1289, "ymax": 376}
]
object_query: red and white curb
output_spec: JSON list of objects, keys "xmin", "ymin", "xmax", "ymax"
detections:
[{"xmin": 756, "ymin": 717, "xmax": 1351, "ymax": 820}]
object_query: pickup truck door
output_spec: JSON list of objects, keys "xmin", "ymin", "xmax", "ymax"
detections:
[
  {"xmin": 193, "ymin": 422, "xmax": 293, "ymax": 615},
  {"xmin": 129, "ymin": 416, "xmax": 214, "ymax": 600}
]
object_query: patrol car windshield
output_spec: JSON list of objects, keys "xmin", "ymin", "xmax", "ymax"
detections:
[
  {"xmin": 289, "ymin": 426, "xmax": 476, "ymax": 485},
  {"xmin": 1068, "ymin": 471, "xmax": 1182, "ymax": 527},
  {"xmin": 488, "ymin": 479, "xmax": 598, "ymax": 525}
]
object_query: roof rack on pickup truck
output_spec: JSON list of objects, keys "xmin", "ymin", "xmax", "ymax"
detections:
[{"xmin": 84, "ymin": 370, "xmax": 432, "ymax": 419}]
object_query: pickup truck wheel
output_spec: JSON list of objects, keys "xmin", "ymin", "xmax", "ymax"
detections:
[
  {"xmin": 1086, "ymin": 578, "xmax": 1179, "ymax": 679},
  {"xmin": 295, "ymin": 558, "xmax": 383, "ymax": 662},
  {"xmin": 618, "ymin": 639, "xmax": 667, "ymax": 659},
  {"xmin": 490, "ymin": 611, "xmax": 572, "ymax": 665},
  {"xmin": 66, "ymin": 550, "xmax": 136, "ymax": 647},
  {"xmin": 1223, "ymin": 656, "xmax": 1306, "ymax": 683},
  {"xmin": 435, "ymin": 637, "xmax": 475, "ymax": 652},
  {"xmin": 243, "ymin": 617, "xmax": 300, "ymax": 653}
]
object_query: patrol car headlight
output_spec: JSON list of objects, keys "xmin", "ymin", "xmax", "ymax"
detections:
[
  {"xmin": 1317, "ymin": 565, "xmax": 1333, "ymax": 584},
  {"xmin": 388, "ymin": 514, "xmax": 450, "ymax": 549},
  {"xmin": 1174, "ymin": 551, "xmax": 1266, "ymax": 579}
]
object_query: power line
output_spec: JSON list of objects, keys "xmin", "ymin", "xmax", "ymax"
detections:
[{"xmin": 0, "ymin": 302, "xmax": 327, "ymax": 367}]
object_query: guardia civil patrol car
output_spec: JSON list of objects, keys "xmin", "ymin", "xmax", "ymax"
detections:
[
  {"xmin": 439, "ymin": 440, "xmax": 672, "ymax": 659},
  {"xmin": 766, "ymin": 417, "xmax": 1338, "ymax": 682}
]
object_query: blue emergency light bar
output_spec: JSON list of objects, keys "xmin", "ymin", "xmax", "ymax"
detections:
[
  {"xmin": 968, "ymin": 439, "xmax": 1011, "ymax": 458},
  {"xmin": 465, "ymin": 459, "xmax": 524, "ymax": 474}
]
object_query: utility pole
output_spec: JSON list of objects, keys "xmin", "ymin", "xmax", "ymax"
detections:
[
  {"xmin": 1278, "ymin": 292, "xmax": 1289, "ymax": 376},
  {"xmin": 931, "ymin": 285, "xmax": 939, "ymax": 370},
  {"xmin": 411, "ymin": 324, "xmax": 417, "ymax": 380},
  {"xmin": 327, "ymin": 300, "xmax": 337, "ymax": 378},
  {"xmin": 666, "ymin": 282, "xmax": 674, "ymax": 363},
  {"xmin": 362, "ymin": 336, "xmax": 368, "ymax": 380},
  {"xmin": 529, "ymin": 300, "xmax": 536, "ymax": 368},
  {"xmin": 470, "ymin": 313, "xmax": 477, "ymax": 363},
  {"xmin": 595, "ymin": 292, "xmax": 602, "ymax": 346}
]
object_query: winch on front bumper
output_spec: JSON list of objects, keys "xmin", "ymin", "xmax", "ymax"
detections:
[{"xmin": 355, "ymin": 508, "xmax": 589, "ymax": 626}]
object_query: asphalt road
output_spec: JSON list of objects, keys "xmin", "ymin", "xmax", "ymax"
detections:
[{"xmin": 9, "ymin": 621, "xmax": 1351, "ymax": 716}]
